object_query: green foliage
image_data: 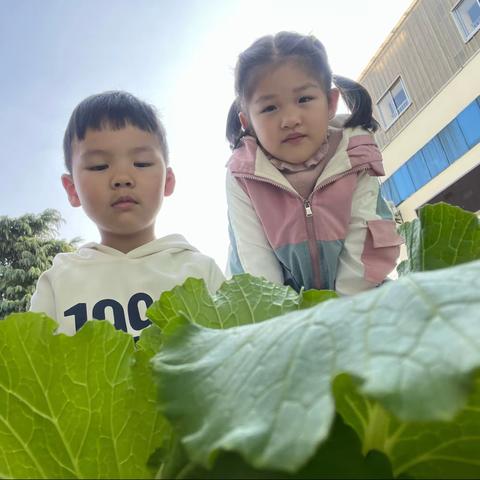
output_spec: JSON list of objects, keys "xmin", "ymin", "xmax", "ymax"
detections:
[
  {"xmin": 0, "ymin": 314, "xmax": 169, "ymax": 478},
  {"xmin": 0, "ymin": 209, "xmax": 78, "ymax": 318},
  {"xmin": 147, "ymin": 273, "xmax": 337, "ymax": 330},
  {"xmin": 397, "ymin": 202, "xmax": 480, "ymax": 275},
  {"xmin": 333, "ymin": 372, "xmax": 480, "ymax": 479},
  {"xmin": 174, "ymin": 415, "xmax": 393, "ymax": 479},
  {"xmin": 151, "ymin": 259, "xmax": 480, "ymax": 477},
  {"xmin": 0, "ymin": 203, "xmax": 479, "ymax": 478}
]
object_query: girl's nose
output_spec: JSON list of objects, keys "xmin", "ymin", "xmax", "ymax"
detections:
[{"xmin": 280, "ymin": 109, "xmax": 301, "ymax": 129}]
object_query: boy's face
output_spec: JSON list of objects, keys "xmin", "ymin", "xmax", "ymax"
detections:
[{"xmin": 62, "ymin": 125, "xmax": 175, "ymax": 251}]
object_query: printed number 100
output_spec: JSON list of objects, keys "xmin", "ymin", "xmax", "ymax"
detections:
[{"xmin": 64, "ymin": 292, "xmax": 153, "ymax": 333}]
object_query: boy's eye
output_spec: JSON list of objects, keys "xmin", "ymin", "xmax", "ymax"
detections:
[
  {"xmin": 134, "ymin": 162, "xmax": 153, "ymax": 168},
  {"xmin": 299, "ymin": 95, "xmax": 314, "ymax": 103},
  {"xmin": 87, "ymin": 165, "xmax": 108, "ymax": 171},
  {"xmin": 260, "ymin": 105, "xmax": 277, "ymax": 114}
]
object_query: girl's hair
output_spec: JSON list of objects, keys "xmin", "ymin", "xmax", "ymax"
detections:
[{"xmin": 226, "ymin": 31, "xmax": 379, "ymax": 150}]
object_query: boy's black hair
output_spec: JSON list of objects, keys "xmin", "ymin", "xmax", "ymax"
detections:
[
  {"xmin": 63, "ymin": 91, "xmax": 169, "ymax": 172},
  {"xmin": 226, "ymin": 31, "xmax": 379, "ymax": 150}
]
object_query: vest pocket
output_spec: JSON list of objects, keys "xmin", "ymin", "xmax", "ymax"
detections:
[{"xmin": 361, "ymin": 219, "xmax": 404, "ymax": 284}]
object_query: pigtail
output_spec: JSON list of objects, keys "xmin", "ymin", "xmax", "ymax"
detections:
[
  {"xmin": 332, "ymin": 75, "xmax": 379, "ymax": 132},
  {"xmin": 226, "ymin": 100, "xmax": 247, "ymax": 150}
]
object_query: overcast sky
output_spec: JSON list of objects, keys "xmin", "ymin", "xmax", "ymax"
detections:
[{"xmin": 0, "ymin": 0, "xmax": 412, "ymax": 269}]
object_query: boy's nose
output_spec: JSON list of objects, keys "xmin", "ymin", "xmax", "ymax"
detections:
[{"xmin": 111, "ymin": 174, "xmax": 135, "ymax": 189}]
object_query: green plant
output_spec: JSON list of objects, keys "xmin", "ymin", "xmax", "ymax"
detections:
[
  {"xmin": 0, "ymin": 202, "xmax": 479, "ymax": 478},
  {"xmin": 0, "ymin": 209, "xmax": 78, "ymax": 318}
]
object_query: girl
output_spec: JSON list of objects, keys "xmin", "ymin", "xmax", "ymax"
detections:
[{"xmin": 225, "ymin": 31, "xmax": 403, "ymax": 295}]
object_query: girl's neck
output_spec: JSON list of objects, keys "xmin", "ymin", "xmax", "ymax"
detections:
[
  {"xmin": 274, "ymin": 128, "xmax": 343, "ymax": 199},
  {"xmin": 266, "ymin": 127, "xmax": 342, "ymax": 173}
]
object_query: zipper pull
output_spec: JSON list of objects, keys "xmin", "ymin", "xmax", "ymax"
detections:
[{"xmin": 304, "ymin": 200, "xmax": 313, "ymax": 217}]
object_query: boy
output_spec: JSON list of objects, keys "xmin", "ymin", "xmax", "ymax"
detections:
[{"xmin": 30, "ymin": 91, "xmax": 225, "ymax": 338}]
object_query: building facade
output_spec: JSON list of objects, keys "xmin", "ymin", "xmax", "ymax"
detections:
[{"xmin": 358, "ymin": 0, "xmax": 480, "ymax": 222}]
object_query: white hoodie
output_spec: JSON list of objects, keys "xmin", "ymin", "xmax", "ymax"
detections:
[{"xmin": 30, "ymin": 234, "xmax": 225, "ymax": 338}]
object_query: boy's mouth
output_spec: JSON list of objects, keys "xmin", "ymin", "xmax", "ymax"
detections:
[{"xmin": 111, "ymin": 196, "xmax": 138, "ymax": 208}]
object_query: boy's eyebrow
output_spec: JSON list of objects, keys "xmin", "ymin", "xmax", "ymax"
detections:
[
  {"xmin": 254, "ymin": 93, "xmax": 277, "ymax": 104},
  {"xmin": 128, "ymin": 146, "xmax": 156, "ymax": 154},
  {"xmin": 254, "ymin": 83, "xmax": 321, "ymax": 104},
  {"xmin": 80, "ymin": 146, "xmax": 156, "ymax": 160},
  {"xmin": 81, "ymin": 149, "xmax": 111, "ymax": 160}
]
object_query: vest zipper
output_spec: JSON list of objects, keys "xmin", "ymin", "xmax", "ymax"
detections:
[
  {"xmin": 303, "ymin": 200, "xmax": 322, "ymax": 289},
  {"xmin": 304, "ymin": 200, "xmax": 313, "ymax": 217},
  {"xmin": 311, "ymin": 165, "xmax": 370, "ymax": 194},
  {"xmin": 234, "ymin": 165, "xmax": 370, "ymax": 290}
]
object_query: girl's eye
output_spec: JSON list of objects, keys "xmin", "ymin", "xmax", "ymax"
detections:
[
  {"xmin": 135, "ymin": 162, "xmax": 153, "ymax": 168},
  {"xmin": 87, "ymin": 165, "xmax": 108, "ymax": 171},
  {"xmin": 260, "ymin": 105, "xmax": 277, "ymax": 114},
  {"xmin": 299, "ymin": 96, "xmax": 314, "ymax": 103}
]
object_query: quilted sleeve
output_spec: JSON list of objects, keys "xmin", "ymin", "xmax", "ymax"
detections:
[
  {"xmin": 225, "ymin": 170, "xmax": 284, "ymax": 284},
  {"xmin": 335, "ymin": 171, "xmax": 403, "ymax": 295}
]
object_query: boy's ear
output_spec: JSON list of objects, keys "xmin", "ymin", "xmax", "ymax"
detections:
[
  {"xmin": 238, "ymin": 111, "xmax": 249, "ymax": 131},
  {"xmin": 164, "ymin": 167, "xmax": 175, "ymax": 197},
  {"xmin": 61, "ymin": 174, "xmax": 81, "ymax": 207},
  {"xmin": 328, "ymin": 88, "xmax": 340, "ymax": 119}
]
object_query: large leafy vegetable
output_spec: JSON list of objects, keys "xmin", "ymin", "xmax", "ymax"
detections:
[
  {"xmin": 151, "ymin": 259, "xmax": 480, "ymax": 477},
  {"xmin": 146, "ymin": 273, "xmax": 336, "ymax": 329},
  {"xmin": 146, "ymin": 203, "xmax": 480, "ymax": 478},
  {"xmin": 398, "ymin": 202, "xmax": 480, "ymax": 274},
  {"xmin": 0, "ymin": 314, "xmax": 168, "ymax": 479},
  {"xmin": 1, "ymin": 202, "xmax": 479, "ymax": 478}
]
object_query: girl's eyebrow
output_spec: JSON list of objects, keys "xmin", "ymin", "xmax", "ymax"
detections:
[
  {"xmin": 254, "ymin": 83, "xmax": 321, "ymax": 104},
  {"xmin": 293, "ymin": 82, "xmax": 321, "ymax": 93}
]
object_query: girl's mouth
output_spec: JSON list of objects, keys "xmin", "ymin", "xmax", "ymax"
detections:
[{"xmin": 283, "ymin": 134, "xmax": 306, "ymax": 144}]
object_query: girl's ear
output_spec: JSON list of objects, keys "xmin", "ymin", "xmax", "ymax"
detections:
[
  {"xmin": 328, "ymin": 88, "xmax": 340, "ymax": 119},
  {"xmin": 61, "ymin": 174, "xmax": 81, "ymax": 207},
  {"xmin": 164, "ymin": 167, "xmax": 175, "ymax": 197},
  {"xmin": 238, "ymin": 111, "xmax": 249, "ymax": 131}
]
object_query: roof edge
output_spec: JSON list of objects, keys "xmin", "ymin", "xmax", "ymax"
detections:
[{"xmin": 358, "ymin": 0, "xmax": 419, "ymax": 81}]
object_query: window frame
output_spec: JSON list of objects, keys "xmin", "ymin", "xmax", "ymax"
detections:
[
  {"xmin": 376, "ymin": 76, "xmax": 412, "ymax": 131},
  {"xmin": 381, "ymin": 96, "xmax": 480, "ymax": 207},
  {"xmin": 451, "ymin": 0, "xmax": 480, "ymax": 42}
]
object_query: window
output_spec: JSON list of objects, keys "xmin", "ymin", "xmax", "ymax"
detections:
[
  {"xmin": 381, "ymin": 178, "xmax": 401, "ymax": 206},
  {"xmin": 406, "ymin": 152, "xmax": 431, "ymax": 190},
  {"xmin": 456, "ymin": 98, "xmax": 480, "ymax": 148},
  {"xmin": 421, "ymin": 137, "xmax": 450, "ymax": 176},
  {"xmin": 382, "ymin": 97, "xmax": 480, "ymax": 207},
  {"xmin": 437, "ymin": 120, "xmax": 469, "ymax": 164},
  {"xmin": 452, "ymin": 0, "xmax": 480, "ymax": 41},
  {"xmin": 392, "ymin": 164, "xmax": 415, "ymax": 203},
  {"xmin": 377, "ymin": 77, "xmax": 411, "ymax": 129}
]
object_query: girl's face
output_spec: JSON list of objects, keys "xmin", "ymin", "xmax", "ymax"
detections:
[{"xmin": 239, "ymin": 59, "xmax": 339, "ymax": 164}]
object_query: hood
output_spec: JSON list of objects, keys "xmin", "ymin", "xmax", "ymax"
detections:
[{"xmin": 73, "ymin": 234, "xmax": 198, "ymax": 261}]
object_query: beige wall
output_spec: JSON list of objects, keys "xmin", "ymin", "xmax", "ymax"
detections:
[
  {"xmin": 381, "ymin": 50, "xmax": 480, "ymax": 176},
  {"xmin": 360, "ymin": 0, "xmax": 480, "ymax": 149},
  {"xmin": 380, "ymin": 50, "xmax": 480, "ymax": 220}
]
